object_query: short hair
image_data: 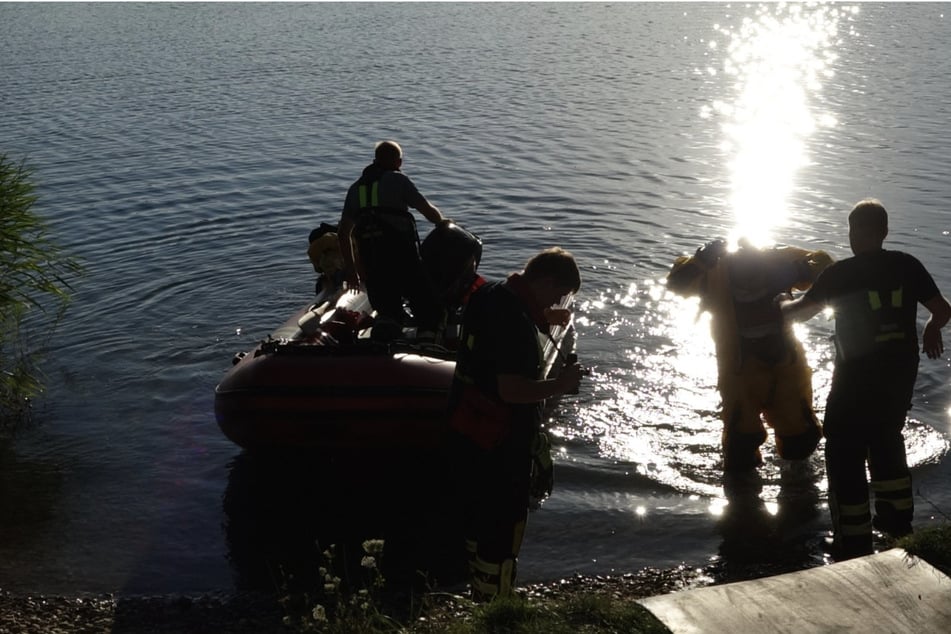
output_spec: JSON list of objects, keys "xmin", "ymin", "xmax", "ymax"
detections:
[
  {"xmin": 523, "ymin": 247, "xmax": 582, "ymax": 293},
  {"xmin": 374, "ymin": 140, "xmax": 403, "ymax": 167},
  {"xmin": 849, "ymin": 198, "xmax": 888, "ymax": 238}
]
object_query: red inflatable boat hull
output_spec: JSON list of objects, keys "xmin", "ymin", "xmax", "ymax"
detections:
[
  {"xmin": 215, "ymin": 296, "xmax": 574, "ymax": 452},
  {"xmin": 215, "ymin": 354, "xmax": 455, "ymax": 451}
]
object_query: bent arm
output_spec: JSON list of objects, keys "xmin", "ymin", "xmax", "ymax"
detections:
[
  {"xmin": 791, "ymin": 249, "xmax": 834, "ymax": 290},
  {"xmin": 337, "ymin": 215, "xmax": 359, "ymax": 287},
  {"xmin": 922, "ymin": 293, "xmax": 951, "ymax": 359},
  {"xmin": 497, "ymin": 365, "xmax": 583, "ymax": 404},
  {"xmin": 414, "ymin": 198, "xmax": 445, "ymax": 225},
  {"xmin": 779, "ymin": 294, "xmax": 823, "ymax": 322}
]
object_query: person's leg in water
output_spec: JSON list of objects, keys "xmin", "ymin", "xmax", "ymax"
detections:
[
  {"xmin": 824, "ymin": 431, "xmax": 873, "ymax": 559},
  {"xmin": 868, "ymin": 424, "xmax": 914, "ymax": 538}
]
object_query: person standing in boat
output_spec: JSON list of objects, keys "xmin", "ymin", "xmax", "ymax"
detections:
[
  {"xmin": 338, "ymin": 140, "xmax": 450, "ymax": 342},
  {"xmin": 447, "ymin": 247, "xmax": 585, "ymax": 602},
  {"xmin": 779, "ymin": 199, "xmax": 951, "ymax": 560}
]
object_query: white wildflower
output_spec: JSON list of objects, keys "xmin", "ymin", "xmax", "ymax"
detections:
[{"xmin": 311, "ymin": 605, "xmax": 327, "ymax": 622}]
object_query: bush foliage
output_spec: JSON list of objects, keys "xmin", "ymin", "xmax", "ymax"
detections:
[{"xmin": 0, "ymin": 153, "xmax": 81, "ymax": 432}]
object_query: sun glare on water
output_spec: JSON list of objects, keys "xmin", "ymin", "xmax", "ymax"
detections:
[
  {"xmin": 702, "ymin": 3, "xmax": 846, "ymax": 247},
  {"xmin": 568, "ymin": 4, "xmax": 949, "ymax": 506},
  {"xmin": 573, "ymin": 5, "xmax": 853, "ymax": 498}
]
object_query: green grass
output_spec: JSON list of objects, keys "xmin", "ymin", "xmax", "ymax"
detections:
[
  {"xmin": 281, "ymin": 522, "xmax": 951, "ymax": 633},
  {"xmin": 280, "ymin": 539, "xmax": 673, "ymax": 633},
  {"xmin": 899, "ymin": 523, "xmax": 951, "ymax": 576},
  {"xmin": 385, "ymin": 592, "xmax": 669, "ymax": 634},
  {"xmin": 464, "ymin": 593, "xmax": 669, "ymax": 634}
]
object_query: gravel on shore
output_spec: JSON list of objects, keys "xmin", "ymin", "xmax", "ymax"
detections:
[
  {"xmin": 0, "ymin": 590, "xmax": 287, "ymax": 634},
  {"xmin": 0, "ymin": 558, "xmax": 813, "ymax": 633},
  {"xmin": 0, "ymin": 570, "xmax": 700, "ymax": 633}
]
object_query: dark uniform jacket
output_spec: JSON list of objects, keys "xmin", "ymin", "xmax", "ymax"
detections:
[{"xmin": 448, "ymin": 280, "xmax": 544, "ymax": 450}]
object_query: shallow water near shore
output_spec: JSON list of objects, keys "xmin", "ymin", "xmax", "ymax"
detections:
[{"xmin": 2, "ymin": 2, "xmax": 951, "ymax": 595}]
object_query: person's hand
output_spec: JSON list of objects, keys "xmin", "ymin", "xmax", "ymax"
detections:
[
  {"xmin": 922, "ymin": 321, "xmax": 945, "ymax": 359},
  {"xmin": 342, "ymin": 265, "xmax": 360, "ymax": 291},
  {"xmin": 556, "ymin": 362, "xmax": 585, "ymax": 395},
  {"xmin": 544, "ymin": 307, "xmax": 572, "ymax": 327},
  {"xmin": 774, "ymin": 291, "xmax": 793, "ymax": 305},
  {"xmin": 695, "ymin": 239, "xmax": 726, "ymax": 266}
]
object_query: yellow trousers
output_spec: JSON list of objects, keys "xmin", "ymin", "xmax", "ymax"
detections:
[{"xmin": 719, "ymin": 351, "xmax": 821, "ymax": 472}]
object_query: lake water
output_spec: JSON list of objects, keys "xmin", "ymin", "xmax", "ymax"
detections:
[{"xmin": 2, "ymin": 2, "xmax": 951, "ymax": 596}]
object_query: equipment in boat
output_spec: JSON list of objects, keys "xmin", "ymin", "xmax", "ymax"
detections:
[{"xmin": 214, "ymin": 222, "xmax": 575, "ymax": 452}]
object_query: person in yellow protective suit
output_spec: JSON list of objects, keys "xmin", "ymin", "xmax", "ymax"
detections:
[
  {"xmin": 667, "ymin": 239, "xmax": 834, "ymax": 473},
  {"xmin": 307, "ymin": 222, "xmax": 345, "ymax": 296}
]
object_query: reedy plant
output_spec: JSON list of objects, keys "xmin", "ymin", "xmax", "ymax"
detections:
[{"xmin": 0, "ymin": 153, "xmax": 82, "ymax": 433}]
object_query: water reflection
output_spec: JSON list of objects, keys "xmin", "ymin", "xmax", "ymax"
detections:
[
  {"xmin": 221, "ymin": 450, "xmax": 466, "ymax": 595},
  {"xmin": 568, "ymin": 272, "xmax": 949, "ymax": 501},
  {"xmin": 559, "ymin": 5, "xmax": 861, "ymax": 503},
  {"xmin": 0, "ymin": 444, "xmax": 62, "ymax": 547},
  {"xmin": 714, "ymin": 460, "xmax": 821, "ymax": 560},
  {"xmin": 558, "ymin": 5, "xmax": 856, "ymax": 506},
  {"xmin": 567, "ymin": 281, "xmax": 724, "ymax": 497},
  {"xmin": 703, "ymin": 3, "xmax": 845, "ymax": 247},
  {"xmin": 705, "ymin": 460, "xmax": 827, "ymax": 582}
]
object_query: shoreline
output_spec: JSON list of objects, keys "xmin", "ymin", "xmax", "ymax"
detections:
[
  {"xmin": 0, "ymin": 556, "xmax": 817, "ymax": 633},
  {"xmin": 0, "ymin": 589, "xmax": 286, "ymax": 634}
]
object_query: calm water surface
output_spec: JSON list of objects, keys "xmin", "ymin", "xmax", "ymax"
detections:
[{"xmin": 2, "ymin": 2, "xmax": 951, "ymax": 595}]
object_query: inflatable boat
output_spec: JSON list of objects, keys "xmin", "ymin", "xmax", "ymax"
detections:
[{"xmin": 214, "ymin": 223, "xmax": 576, "ymax": 452}]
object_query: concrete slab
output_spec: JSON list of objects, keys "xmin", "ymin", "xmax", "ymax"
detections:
[{"xmin": 638, "ymin": 549, "xmax": 951, "ymax": 633}]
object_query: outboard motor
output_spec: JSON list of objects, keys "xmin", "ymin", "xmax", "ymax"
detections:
[{"xmin": 420, "ymin": 222, "xmax": 483, "ymax": 310}]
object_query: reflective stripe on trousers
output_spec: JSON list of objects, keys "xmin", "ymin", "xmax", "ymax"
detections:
[
  {"xmin": 829, "ymin": 491, "xmax": 873, "ymax": 557},
  {"xmin": 830, "ymin": 495, "xmax": 872, "ymax": 537},
  {"xmin": 470, "ymin": 555, "xmax": 516, "ymax": 602},
  {"xmin": 467, "ymin": 518, "xmax": 526, "ymax": 601},
  {"xmin": 871, "ymin": 475, "xmax": 914, "ymax": 521}
]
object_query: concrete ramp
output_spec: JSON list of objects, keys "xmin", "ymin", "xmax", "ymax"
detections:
[{"xmin": 638, "ymin": 549, "xmax": 951, "ymax": 633}]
